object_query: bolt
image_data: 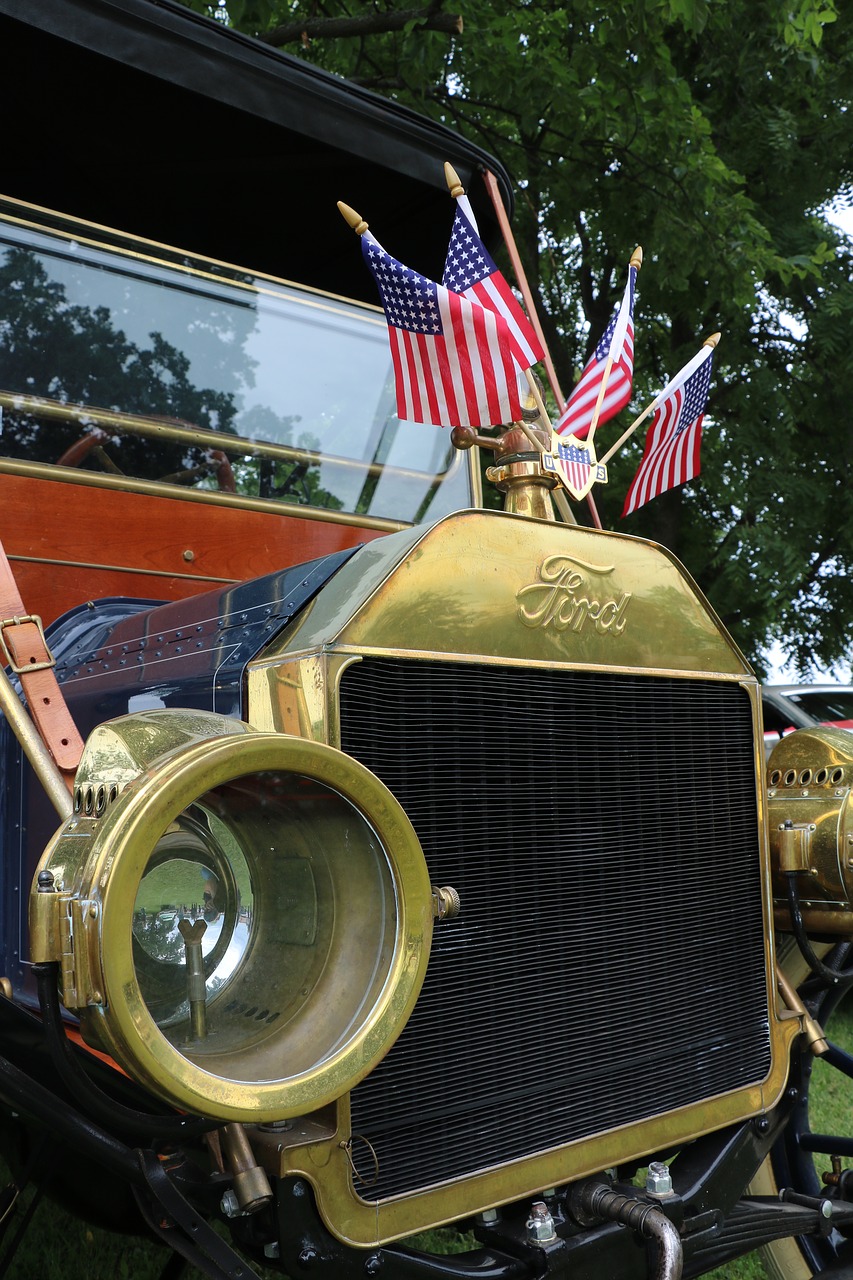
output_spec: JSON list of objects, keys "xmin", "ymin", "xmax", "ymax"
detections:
[
  {"xmin": 37, "ymin": 870, "xmax": 55, "ymax": 893},
  {"xmin": 364, "ymin": 1254, "xmax": 382, "ymax": 1277},
  {"xmin": 298, "ymin": 1247, "xmax": 318, "ymax": 1268},
  {"xmin": 645, "ymin": 1162, "xmax": 673, "ymax": 1196}
]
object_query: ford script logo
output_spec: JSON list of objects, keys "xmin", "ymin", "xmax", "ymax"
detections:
[{"xmin": 517, "ymin": 553, "xmax": 632, "ymax": 634}]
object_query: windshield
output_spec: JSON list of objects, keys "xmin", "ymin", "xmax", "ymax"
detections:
[{"xmin": 0, "ymin": 201, "xmax": 471, "ymax": 524}]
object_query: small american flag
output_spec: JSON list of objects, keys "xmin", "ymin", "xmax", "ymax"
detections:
[
  {"xmin": 557, "ymin": 263, "xmax": 637, "ymax": 439},
  {"xmin": 442, "ymin": 194, "xmax": 544, "ymax": 369},
  {"xmin": 362, "ymin": 231, "xmax": 523, "ymax": 428},
  {"xmin": 621, "ymin": 346, "xmax": 714, "ymax": 517}
]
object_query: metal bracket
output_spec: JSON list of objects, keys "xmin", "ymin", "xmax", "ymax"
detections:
[{"xmin": 777, "ymin": 821, "xmax": 815, "ymax": 873}]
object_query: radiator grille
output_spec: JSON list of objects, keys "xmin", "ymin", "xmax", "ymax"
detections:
[{"xmin": 340, "ymin": 658, "xmax": 770, "ymax": 1201}]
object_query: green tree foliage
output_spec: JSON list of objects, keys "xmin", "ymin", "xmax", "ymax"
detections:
[{"xmin": 182, "ymin": 0, "xmax": 852, "ymax": 675}]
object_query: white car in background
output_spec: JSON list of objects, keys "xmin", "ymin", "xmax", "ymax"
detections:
[{"xmin": 762, "ymin": 683, "xmax": 853, "ymax": 756}]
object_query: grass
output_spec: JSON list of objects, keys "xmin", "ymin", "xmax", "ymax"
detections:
[{"xmin": 2, "ymin": 997, "xmax": 852, "ymax": 1279}]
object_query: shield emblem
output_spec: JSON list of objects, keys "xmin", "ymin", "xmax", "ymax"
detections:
[{"xmin": 545, "ymin": 432, "xmax": 607, "ymax": 501}]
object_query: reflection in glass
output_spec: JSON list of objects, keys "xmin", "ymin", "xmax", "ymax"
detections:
[{"xmin": 0, "ymin": 203, "xmax": 471, "ymax": 523}]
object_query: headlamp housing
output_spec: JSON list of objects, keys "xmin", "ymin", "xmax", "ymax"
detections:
[{"xmin": 31, "ymin": 710, "xmax": 433, "ymax": 1122}]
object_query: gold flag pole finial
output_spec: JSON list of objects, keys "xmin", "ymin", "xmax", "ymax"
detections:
[
  {"xmin": 337, "ymin": 201, "xmax": 369, "ymax": 236},
  {"xmin": 704, "ymin": 331, "xmax": 721, "ymax": 348},
  {"xmin": 629, "ymin": 245, "xmax": 643, "ymax": 271},
  {"xmin": 444, "ymin": 162, "xmax": 465, "ymax": 199}
]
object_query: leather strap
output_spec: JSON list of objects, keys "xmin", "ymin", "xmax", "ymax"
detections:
[{"xmin": 0, "ymin": 541, "xmax": 83, "ymax": 780}]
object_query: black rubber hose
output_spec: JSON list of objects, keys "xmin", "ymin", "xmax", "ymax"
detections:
[
  {"xmin": 0, "ymin": 1044, "xmax": 139, "ymax": 1182},
  {"xmin": 34, "ymin": 961, "xmax": 218, "ymax": 1142},
  {"xmin": 785, "ymin": 874, "xmax": 853, "ymax": 985}
]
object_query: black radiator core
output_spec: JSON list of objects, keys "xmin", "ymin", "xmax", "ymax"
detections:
[{"xmin": 340, "ymin": 658, "xmax": 771, "ymax": 1201}]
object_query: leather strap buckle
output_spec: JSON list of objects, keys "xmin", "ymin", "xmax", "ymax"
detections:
[{"xmin": 0, "ymin": 614, "xmax": 55, "ymax": 674}]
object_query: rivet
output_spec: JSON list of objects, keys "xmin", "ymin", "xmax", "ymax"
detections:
[{"xmin": 183, "ymin": 549, "xmax": 195, "ymax": 562}]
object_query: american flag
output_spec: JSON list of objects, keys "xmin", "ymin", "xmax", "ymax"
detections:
[
  {"xmin": 557, "ymin": 263, "xmax": 638, "ymax": 439},
  {"xmin": 621, "ymin": 346, "xmax": 714, "ymax": 517},
  {"xmin": 361, "ymin": 231, "xmax": 523, "ymax": 428},
  {"xmin": 442, "ymin": 194, "xmax": 544, "ymax": 368}
]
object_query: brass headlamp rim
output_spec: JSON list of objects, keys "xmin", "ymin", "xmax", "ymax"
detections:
[{"xmin": 73, "ymin": 729, "xmax": 433, "ymax": 1122}]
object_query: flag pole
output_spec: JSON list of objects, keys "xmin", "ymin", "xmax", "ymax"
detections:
[
  {"xmin": 598, "ymin": 332, "xmax": 720, "ymax": 469},
  {"xmin": 479, "ymin": 169, "xmax": 566, "ymax": 408},
  {"xmin": 587, "ymin": 246, "xmax": 643, "ymax": 448},
  {"xmin": 520, "ymin": 370, "xmax": 577, "ymax": 525},
  {"xmin": 480, "ymin": 167, "xmax": 603, "ymax": 531}
]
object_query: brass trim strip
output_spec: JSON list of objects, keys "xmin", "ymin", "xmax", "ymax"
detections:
[
  {"xmin": 6, "ymin": 553, "xmax": 235, "ymax": 585},
  {"xmin": 251, "ymin": 641, "xmax": 757, "ymax": 684},
  {"xmin": 0, "ymin": 194, "xmax": 384, "ymax": 316},
  {"xmin": 0, "ymin": 460, "xmax": 408, "ymax": 532},
  {"xmin": 0, "ymin": 389, "xmax": 457, "ymax": 486}
]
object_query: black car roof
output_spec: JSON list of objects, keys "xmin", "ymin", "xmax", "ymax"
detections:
[{"xmin": 0, "ymin": 0, "xmax": 513, "ymax": 300}]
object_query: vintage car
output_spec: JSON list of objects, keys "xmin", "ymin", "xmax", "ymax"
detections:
[
  {"xmin": 763, "ymin": 684, "xmax": 853, "ymax": 756},
  {"xmin": 0, "ymin": 3, "xmax": 852, "ymax": 1279}
]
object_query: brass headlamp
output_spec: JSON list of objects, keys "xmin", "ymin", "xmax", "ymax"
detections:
[
  {"xmin": 30, "ymin": 709, "xmax": 434, "ymax": 1122},
  {"xmin": 767, "ymin": 725, "xmax": 853, "ymax": 933}
]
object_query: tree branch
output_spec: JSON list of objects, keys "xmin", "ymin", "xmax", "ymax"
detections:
[{"xmin": 262, "ymin": 5, "xmax": 463, "ymax": 48}]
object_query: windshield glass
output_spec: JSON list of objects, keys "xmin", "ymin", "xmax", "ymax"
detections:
[{"xmin": 0, "ymin": 202, "xmax": 471, "ymax": 524}]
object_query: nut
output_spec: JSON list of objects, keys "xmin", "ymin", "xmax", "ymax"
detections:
[
  {"xmin": 645, "ymin": 1161, "xmax": 673, "ymax": 1196},
  {"xmin": 526, "ymin": 1200, "xmax": 557, "ymax": 1245}
]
